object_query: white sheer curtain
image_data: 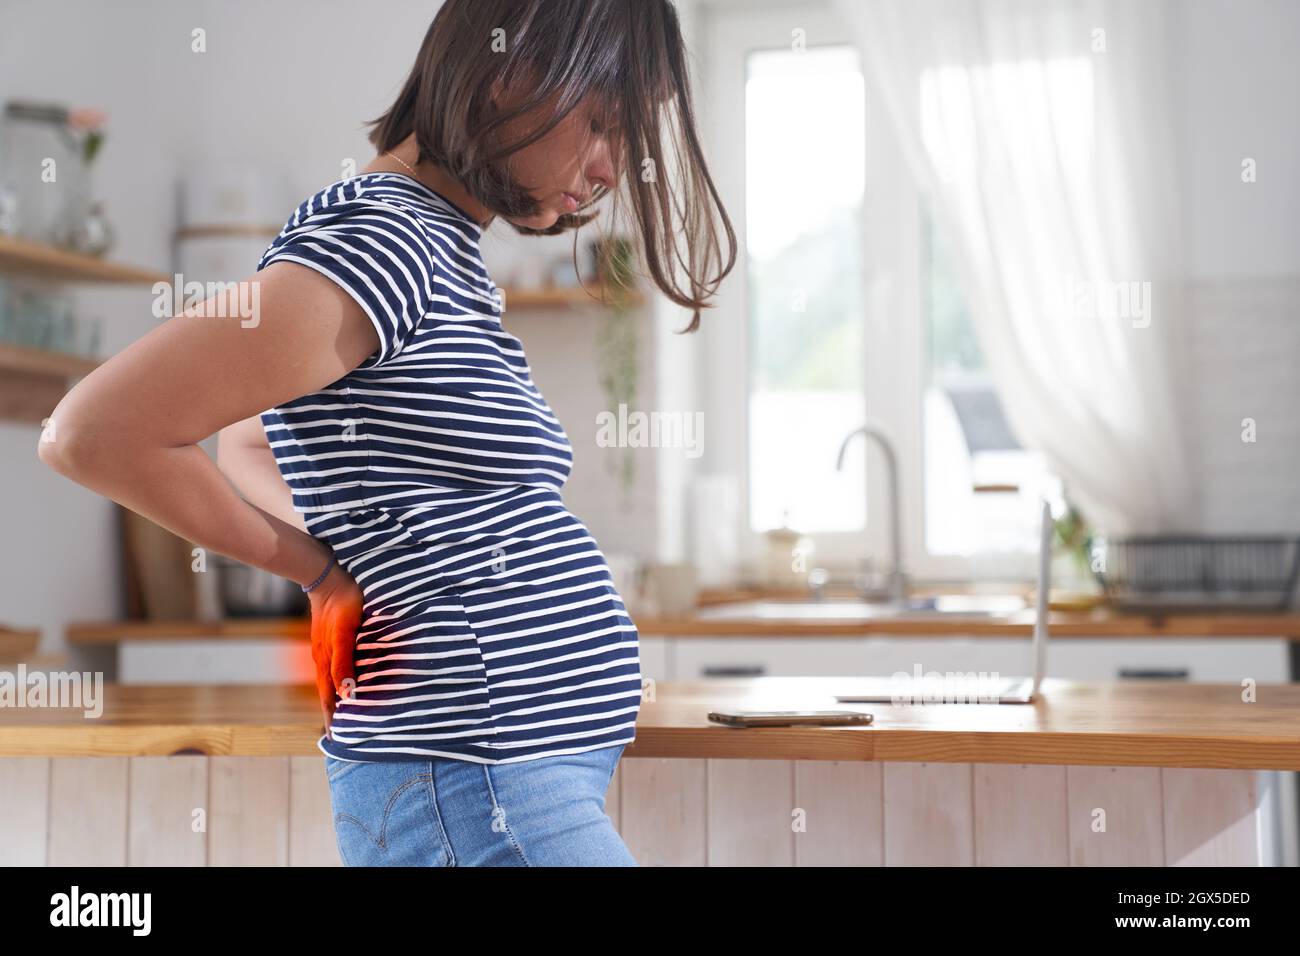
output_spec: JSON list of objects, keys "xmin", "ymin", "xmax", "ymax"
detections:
[{"xmin": 834, "ymin": 0, "xmax": 1192, "ymax": 534}]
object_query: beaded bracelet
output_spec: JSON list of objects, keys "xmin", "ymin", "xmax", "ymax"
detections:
[{"xmin": 302, "ymin": 554, "xmax": 337, "ymax": 593}]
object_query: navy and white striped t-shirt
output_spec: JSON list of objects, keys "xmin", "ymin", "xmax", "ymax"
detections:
[{"xmin": 256, "ymin": 172, "xmax": 643, "ymax": 765}]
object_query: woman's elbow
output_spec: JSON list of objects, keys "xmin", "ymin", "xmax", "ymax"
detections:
[{"xmin": 35, "ymin": 412, "xmax": 123, "ymax": 480}]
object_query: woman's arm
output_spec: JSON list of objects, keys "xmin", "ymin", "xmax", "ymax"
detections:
[
  {"xmin": 37, "ymin": 261, "xmax": 375, "ymax": 586},
  {"xmin": 217, "ymin": 412, "xmax": 308, "ymax": 535},
  {"xmin": 37, "ymin": 262, "xmax": 381, "ymax": 726}
]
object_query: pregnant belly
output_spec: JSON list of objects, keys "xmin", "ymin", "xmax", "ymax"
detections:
[{"xmin": 318, "ymin": 496, "xmax": 626, "ymax": 625}]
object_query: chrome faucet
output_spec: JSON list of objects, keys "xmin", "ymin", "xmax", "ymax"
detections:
[{"xmin": 836, "ymin": 422, "xmax": 908, "ymax": 603}]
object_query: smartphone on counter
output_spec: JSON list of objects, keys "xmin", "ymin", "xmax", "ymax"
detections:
[{"xmin": 707, "ymin": 710, "xmax": 874, "ymax": 728}]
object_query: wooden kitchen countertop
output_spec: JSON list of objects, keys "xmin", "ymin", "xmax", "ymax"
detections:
[
  {"xmin": 2, "ymin": 679, "xmax": 1299, "ymax": 770},
  {"xmin": 634, "ymin": 609, "xmax": 1300, "ymax": 638},
  {"xmin": 64, "ymin": 607, "xmax": 1300, "ymax": 643}
]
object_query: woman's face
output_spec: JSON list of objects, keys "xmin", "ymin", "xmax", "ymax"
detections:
[{"xmin": 496, "ymin": 93, "xmax": 623, "ymax": 231}]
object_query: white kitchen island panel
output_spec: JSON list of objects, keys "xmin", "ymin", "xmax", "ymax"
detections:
[{"xmin": 0, "ymin": 756, "xmax": 1273, "ymax": 867}]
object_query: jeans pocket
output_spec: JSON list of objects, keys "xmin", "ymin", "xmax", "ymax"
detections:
[
  {"xmin": 603, "ymin": 744, "xmax": 626, "ymax": 791},
  {"xmin": 328, "ymin": 761, "xmax": 449, "ymax": 867},
  {"xmin": 325, "ymin": 755, "xmax": 360, "ymax": 784}
]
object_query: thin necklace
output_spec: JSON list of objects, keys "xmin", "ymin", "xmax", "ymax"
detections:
[
  {"xmin": 385, "ymin": 150, "xmax": 486, "ymax": 228},
  {"xmin": 386, "ymin": 150, "xmax": 419, "ymax": 176}
]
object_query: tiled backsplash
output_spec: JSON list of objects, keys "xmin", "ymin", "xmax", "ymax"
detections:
[{"xmin": 1181, "ymin": 274, "xmax": 1300, "ymax": 532}]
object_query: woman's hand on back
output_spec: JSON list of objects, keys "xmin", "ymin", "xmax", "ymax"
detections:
[
  {"xmin": 307, "ymin": 562, "xmax": 365, "ymax": 734},
  {"xmin": 35, "ymin": 259, "xmax": 384, "ymax": 597}
]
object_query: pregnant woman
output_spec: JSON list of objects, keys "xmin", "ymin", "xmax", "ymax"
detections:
[{"xmin": 37, "ymin": 0, "xmax": 733, "ymax": 866}]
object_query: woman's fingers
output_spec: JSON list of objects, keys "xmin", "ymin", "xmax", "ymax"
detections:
[
  {"xmin": 327, "ymin": 590, "xmax": 362, "ymax": 704},
  {"xmin": 331, "ymin": 616, "xmax": 357, "ymax": 703},
  {"xmin": 314, "ymin": 658, "xmax": 334, "ymax": 738},
  {"xmin": 311, "ymin": 613, "xmax": 336, "ymax": 735}
]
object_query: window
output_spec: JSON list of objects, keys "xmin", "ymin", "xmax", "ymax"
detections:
[
  {"xmin": 745, "ymin": 45, "xmax": 867, "ymax": 535},
  {"xmin": 918, "ymin": 57, "xmax": 1091, "ymax": 556},
  {"xmin": 921, "ymin": 200, "xmax": 1053, "ymax": 555},
  {"xmin": 712, "ymin": 2, "xmax": 1089, "ymax": 577}
]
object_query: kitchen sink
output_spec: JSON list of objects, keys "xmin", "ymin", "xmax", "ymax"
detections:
[{"xmin": 695, "ymin": 594, "xmax": 1027, "ymax": 622}]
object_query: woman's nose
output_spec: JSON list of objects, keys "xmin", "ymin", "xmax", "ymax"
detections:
[{"xmin": 585, "ymin": 140, "xmax": 618, "ymax": 192}]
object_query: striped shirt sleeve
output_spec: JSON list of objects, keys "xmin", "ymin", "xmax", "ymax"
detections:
[{"xmin": 257, "ymin": 198, "xmax": 433, "ymax": 368}]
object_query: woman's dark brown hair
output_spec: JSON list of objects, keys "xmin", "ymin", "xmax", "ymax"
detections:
[{"xmin": 366, "ymin": 0, "xmax": 735, "ymax": 331}]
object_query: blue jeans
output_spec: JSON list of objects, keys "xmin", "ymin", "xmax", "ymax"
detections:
[{"xmin": 324, "ymin": 744, "xmax": 637, "ymax": 866}]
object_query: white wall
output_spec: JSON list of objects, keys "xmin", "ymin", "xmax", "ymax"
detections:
[
  {"xmin": 0, "ymin": 0, "xmax": 661, "ymax": 660},
  {"xmin": 1172, "ymin": 0, "xmax": 1300, "ymax": 533}
]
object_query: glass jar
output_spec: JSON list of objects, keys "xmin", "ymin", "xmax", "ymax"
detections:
[
  {"xmin": 0, "ymin": 101, "xmax": 82, "ymax": 245},
  {"xmin": 0, "ymin": 277, "xmax": 73, "ymax": 351}
]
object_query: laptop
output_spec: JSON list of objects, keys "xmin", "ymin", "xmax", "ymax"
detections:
[{"xmin": 833, "ymin": 498, "xmax": 1053, "ymax": 705}]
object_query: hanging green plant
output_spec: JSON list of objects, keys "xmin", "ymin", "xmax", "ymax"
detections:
[{"xmin": 594, "ymin": 236, "xmax": 639, "ymax": 510}]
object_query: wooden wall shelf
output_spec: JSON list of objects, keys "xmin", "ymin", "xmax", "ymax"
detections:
[
  {"xmin": 0, "ymin": 234, "xmax": 169, "ymax": 285},
  {"xmin": 0, "ymin": 342, "xmax": 99, "ymax": 378},
  {"xmin": 0, "ymin": 626, "xmax": 40, "ymax": 661},
  {"xmin": 0, "ymin": 235, "xmax": 164, "ymax": 424},
  {"xmin": 0, "ymin": 246, "xmax": 638, "ymax": 422},
  {"xmin": 68, "ymin": 617, "xmax": 309, "ymax": 644},
  {"xmin": 498, "ymin": 284, "xmax": 644, "ymax": 311},
  {"xmin": 0, "ymin": 343, "xmax": 99, "ymax": 424}
]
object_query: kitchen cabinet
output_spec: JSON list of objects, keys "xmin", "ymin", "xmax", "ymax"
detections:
[
  {"xmin": 658, "ymin": 635, "xmax": 1291, "ymax": 683},
  {"xmin": 74, "ymin": 619, "xmax": 1296, "ymax": 688},
  {"xmin": 2, "ymin": 679, "xmax": 1297, "ymax": 867}
]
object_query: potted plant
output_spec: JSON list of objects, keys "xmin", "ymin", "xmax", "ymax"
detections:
[{"xmin": 1051, "ymin": 491, "xmax": 1101, "ymax": 598}]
